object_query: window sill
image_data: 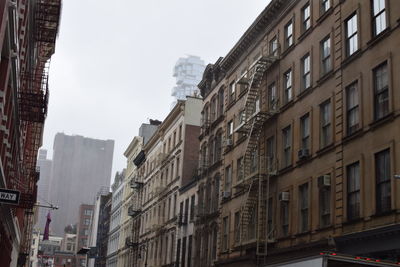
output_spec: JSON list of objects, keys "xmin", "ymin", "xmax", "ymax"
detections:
[
  {"xmin": 342, "ymin": 217, "xmax": 363, "ymax": 226},
  {"xmin": 279, "ymin": 100, "xmax": 294, "ymax": 113},
  {"xmin": 297, "ymin": 86, "xmax": 313, "ymax": 101},
  {"xmin": 315, "ymin": 224, "xmax": 333, "ymax": 231},
  {"xmin": 367, "ymin": 27, "xmax": 391, "ymax": 49},
  {"xmin": 296, "ymin": 155, "xmax": 312, "ymax": 166},
  {"xmin": 279, "ymin": 165, "xmax": 293, "ymax": 175},
  {"xmin": 211, "ymin": 114, "xmax": 225, "ymax": 128},
  {"xmin": 316, "ymin": 7, "xmax": 333, "ymax": 25},
  {"xmin": 369, "ymin": 112, "xmax": 395, "ymax": 130},
  {"xmin": 238, "ymin": 88, "xmax": 248, "ymax": 100},
  {"xmin": 316, "ymin": 143, "xmax": 335, "ymax": 157},
  {"xmin": 226, "ymin": 99, "xmax": 236, "ymax": 111},
  {"xmin": 342, "ymin": 128, "xmax": 363, "ymax": 145},
  {"xmin": 371, "ymin": 210, "xmax": 395, "ymax": 218},
  {"xmin": 341, "ymin": 49, "xmax": 362, "ymax": 69},
  {"xmin": 294, "ymin": 230, "xmax": 311, "ymax": 237},
  {"xmin": 235, "ymin": 134, "xmax": 247, "ymax": 146},
  {"xmin": 317, "ymin": 70, "xmax": 334, "ymax": 86},
  {"xmin": 298, "ymin": 26, "xmax": 313, "ymax": 42},
  {"xmin": 281, "ymin": 44, "xmax": 295, "ymax": 58},
  {"xmin": 209, "ymin": 159, "xmax": 222, "ymax": 172}
]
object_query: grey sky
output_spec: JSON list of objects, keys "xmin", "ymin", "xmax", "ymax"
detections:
[{"xmin": 43, "ymin": 0, "xmax": 270, "ymax": 183}]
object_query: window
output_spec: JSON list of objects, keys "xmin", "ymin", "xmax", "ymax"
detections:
[
  {"xmin": 320, "ymin": 100, "xmax": 331, "ymax": 148},
  {"xmin": 227, "ymin": 120, "xmax": 234, "ymax": 138},
  {"xmin": 268, "ymin": 82, "xmax": 277, "ymax": 110},
  {"xmin": 222, "ymin": 216, "xmax": 229, "ymax": 251},
  {"xmin": 190, "ymin": 195, "xmax": 195, "ymax": 221},
  {"xmin": 229, "ymin": 82, "xmax": 235, "ymax": 103},
  {"xmin": 266, "ymin": 136, "xmax": 275, "ymax": 172},
  {"xmin": 212, "ymin": 228, "xmax": 217, "ymax": 260},
  {"xmin": 188, "ymin": 235, "xmax": 193, "ymax": 267},
  {"xmin": 84, "ymin": 209, "xmax": 92, "ymax": 216},
  {"xmin": 284, "ymin": 20, "xmax": 293, "ymax": 48},
  {"xmin": 237, "ymin": 157, "xmax": 244, "ymax": 181},
  {"xmin": 281, "ymin": 200, "xmax": 289, "ymax": 236},
  {"xmin": 213, "ymin": 176, "xmax": 220, "ymax": 212},
  {"xmin": 300, "ymin": 113, "xmax": 310, "ymax": 150},
  {"xmin": 215, "ymin": 132, "xmax": 222, "ymax": 161},
  {"xmin": 302, "ymin": 3, "xmax": 311, "ymax": 32},
  {"xmin": 319, "ymin": 182, "xmax": 331, "ymax": 227},
  {"xmin": 373, "ymin": 62, "xmax": 389, "ymax": 120},
  {"xmin": 176, "ymin": 157, "xmax": 180, "ymax": 177},
  {"xmin": 375, "ymin": 149, "xmax": 391, "ymax": 213},
  {"xmin": 347, "ymin": 162, "xmax": 360, "ymax": 220},
  {"xmin": 301, "ymin": 53, "xmax": 311, "ymax": 90},
  {"xmin": 267, "ymin": 198, "xmax": 273, "ymax": 236},
  {"xmin": 225, "ymin": 165, "xmax": 232, "ymax": 193},
  {"xmin": 346, "ymin": 13, "xmax": 358, "ymax": 56},
  {"xmin": 179, "ymin": 124, "xmax": 182, "ymax": 141},
  {"xmin": 346, "ymin": 82, "xmax": 359, "ymax": 135},
  {"xmin": 372, "ymin": 0, "xmax": 386, "ymax": 36},
  {"xmin": 299, "ymin": 183, "xmax": 309, "ymax": 232},
  {"xmin": 321, "ymin": 36, "xmax": 331, "ymax": 75},
  {"xmin": 210, "ymin": 96, "xmax": 216, "ymax": 122},
  {"xmin": 218, "ymin": 88, "xmax": 224, "ymax": 116},
  {"xmin": 84, "ymin": 218, "xmax": 90, "ymax": 225},
  {"xmin": 283, "ymin": 69, "xmax": 292, "ymax": 103},
  {"xmin": 247, "ymin": 205, "xmax": 256, "ymax": 240},
  {"xmin": 282, "ymin": 126, "xmax": 292, "ymax": 168},
  {"xmin": 321, "ymin": 0, "xmax": 330, "ymax": 13},
  {"xmin": 234, "ymin": 211, "xmax": 240, "ymax": 243},
  {"xmin": 269, "ymin": 36, "xmax": 278, "ymax": 56}
]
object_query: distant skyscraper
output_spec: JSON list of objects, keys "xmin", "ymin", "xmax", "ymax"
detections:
[
  {"xmin": 48, "ymin": 133, "xmax": 114, "ymax": 236},
  {"xmin": 36, "ymin": 149, "xmax": 53, "ymax": 231},
  {"xmin": 171, "ymin": 55, "xmax": 205, "ymax": 106}
]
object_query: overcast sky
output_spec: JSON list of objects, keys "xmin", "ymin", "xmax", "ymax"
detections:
[{"xmin": 43, "ymin": 0, "xmax": 270, "ymax": 184}]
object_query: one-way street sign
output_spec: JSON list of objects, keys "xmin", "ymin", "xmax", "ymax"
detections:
[{"xmin": 0, "ymin": 188, "xmax": 20, "ymax": 205}]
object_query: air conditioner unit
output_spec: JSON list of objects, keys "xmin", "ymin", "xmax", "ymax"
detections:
[
  {"xmin": 222, "ymin": 191, "xmax": 231, "ymax": 199},
  {"xmin": 298, "ymin": 148, "xmax": 310, "ymax": 159},
  {"xmin": 279, "ymin": 192, "xmax": 290, "ymax": 201},
  {"xmin": 318, "ymin": 175, "xmax": 331, "ymax": 187},
  {"xmin": 224, "ymin": 138, "xmax": 233, "ymax": 147}
]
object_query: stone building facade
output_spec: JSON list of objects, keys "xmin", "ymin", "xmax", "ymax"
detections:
[{"xmin": 198, "ymin": 0, "xmax": 400, "ymax": 266}]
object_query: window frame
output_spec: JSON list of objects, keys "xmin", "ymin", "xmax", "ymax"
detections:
[
  {"xmin": 371, "ymin": 0, "xmax": 387, "ymax": 37},
  {"xmin": 301, "ymin": 2, "xmax": 311, "ymax": 33},
  {"xmin": 300, "ymin": 113, "xmax": 310, "ymax": 150},
  {"xmin": 373, "ymin": 61, "xmax": 389, "ymax": 121},
  {"xmin": 269, "ymin": 36, "xmax": 278, "ymax": 56},
  {"xmin": 229, "ymin": 81, "xmax": 236, "ymax": 103},
  {"xmin": 345, "ymin": 12, "xmax": 358, "ymax": 57},
  {"xmin": 299, "ymin": 183, "xmax": 309, "ymax": 233},
  {"xmin": 281, "ymin": 199, "xmax": 290, "ymax": 236},
  {"xmin": 375, "ymin": 149, "xmax": 391, "ymax": 214},
  {"xmin": 282, "ymin": 126, "xmax": 292, "ymax": 168},
  {"xmin": 347, "ymin": 162, "xmax": 361, "ymax": 221},
  {"xmin": 301, "ymin": 53, "xmax": 311, "ymax": 91},
  {"xmin": 320, "ymin": 100, "xmax": 332, "ymax": 148},
  {"xmin": 346, "ymin": 82, "xmax": 360, "ymax": 135},
  {"xmin": 321, "ymin": 0, "xmax": 330, "ymax": 14},
  {"xmin": 320, "ymin": 36, "xmax": 332, "ymax": 76},
  {"xmin": 319, "ymin": 182, "xmax": 331, "ymax": 227},
  {"xmin": 283, "ymin": 69, "xmax": 293, "ymax": 104},
  {"xmin": 284, "ymin": 20, "xmax": 294, "ymax": 49}
]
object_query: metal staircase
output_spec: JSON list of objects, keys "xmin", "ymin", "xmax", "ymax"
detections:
[{"xmin": 235, "ymin": 54, "xmax": 279, "ymax": 257}]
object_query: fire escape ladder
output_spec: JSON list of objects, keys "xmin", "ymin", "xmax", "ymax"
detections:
[{"xmin": 236, "ymin": 55, "xmax": 279, "ymax": 256}]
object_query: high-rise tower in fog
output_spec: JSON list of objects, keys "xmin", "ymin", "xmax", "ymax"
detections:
[
  {"xmin": 171, "ymin": 55, "xmax": 205, "ymax": 107},
  {"xmin": 48, "ymin": 133, "xmax": 114, "ymax": 235}
]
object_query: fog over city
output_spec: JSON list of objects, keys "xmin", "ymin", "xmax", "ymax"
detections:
[{"xmin": 43, "ymin": 0, "xmax": 269, "ymax": 180}]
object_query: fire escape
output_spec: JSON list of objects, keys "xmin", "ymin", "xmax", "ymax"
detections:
[
  {"xmin": 17, "ymin": 0, "xmax": 61, "ymax": 265},
  {"xmin": 234, "ymin": 51, "xmax": 279, "ymax": 257}
]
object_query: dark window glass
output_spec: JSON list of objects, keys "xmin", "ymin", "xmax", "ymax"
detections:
[
  {"xmin": 373, "ymin": 62, "xmax": 389, "ymax": 120},
  {"xmin": 347, "ymin": 162, "xmax": 360, "ymax": 220},
  {"xmin": 375, "ymin": 149, "xmax": 391, "ymax": 213}
]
